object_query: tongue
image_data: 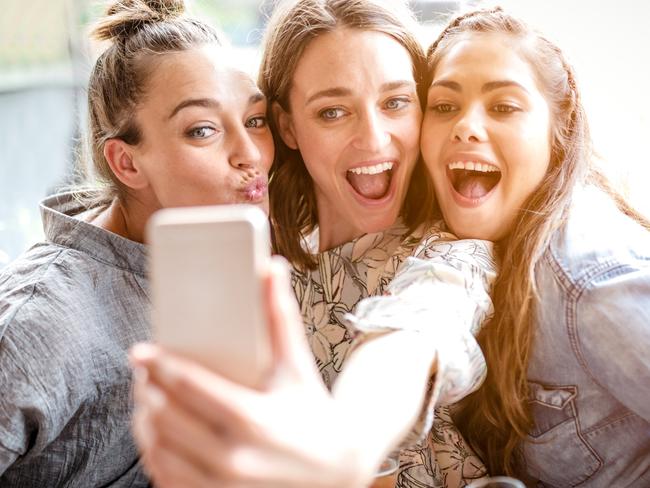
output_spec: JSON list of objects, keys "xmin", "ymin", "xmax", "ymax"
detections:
[
  {"xmin": 347, "ymin": 172, "xmax": 391, "ymax": 200},
  {"xmin": 456, "ymin": 173, "xmax": 497, "ymax": 199}
]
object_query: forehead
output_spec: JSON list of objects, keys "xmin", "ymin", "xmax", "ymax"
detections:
[
  {"xmin": 292, "ymin": 28, "xmax": 415, "ymax": 91},
  {"xmin": 433, "ymin": 33, "xmax": 538, "ymax": 88},
  {"xmin": 144, "ymin": 44, "xmax": 259, "ymax": 105}
]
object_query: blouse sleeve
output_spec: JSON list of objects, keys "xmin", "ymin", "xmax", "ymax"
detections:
[{"xmin": 344, "ymin": 230, "xmax": 497, "ymax": 445}]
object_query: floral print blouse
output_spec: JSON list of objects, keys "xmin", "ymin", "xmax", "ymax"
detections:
[{"xmin": 291, "ymin": 220, "xmax": 496, "ymax": 487}]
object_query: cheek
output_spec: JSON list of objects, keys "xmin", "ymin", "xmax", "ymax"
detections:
[
  {"xmin": 401, "ymin": 113, "xmax": 423, "ymax": 148},
  {"xmin": 260, "ymin": 135, "xmax": 275, "ymax": 172},
  {"xmin": 420, "ymin": 121, "xmax": 444, "ymax": 170},
  {"xmin": 524, "ymin": 132, "xmax": 552, "ymax": 183},
  {"xmin": 303, "ymin": 157, "xmax": 335, "ymax": 191},
  {"xmin": 404, "ymin": 126, "xmax": 421, "ymax": 158}
]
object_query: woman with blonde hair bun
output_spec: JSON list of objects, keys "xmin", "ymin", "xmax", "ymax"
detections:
[{"xmin": 0, "ymin": 0, "xmax": 273, "ymax": 485}]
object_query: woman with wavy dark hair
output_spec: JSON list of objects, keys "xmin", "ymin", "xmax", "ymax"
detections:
[{"xmin": 422, "ymin": 8, "xmax": 650, "ymax": 486}]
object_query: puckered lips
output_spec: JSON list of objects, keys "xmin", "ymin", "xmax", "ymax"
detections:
[
  {"xmin": 345, "ymin": 160, "xmax": 396, "ymax": 201},
  {"xmin": 446, "ymin": 160, "xmax": 501, "ymax": 206},
  {"xmin": 240, "ymin": 175, "xmax": 268, "ymax": 203}
]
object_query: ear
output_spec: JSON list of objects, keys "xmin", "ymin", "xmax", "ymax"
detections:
[
  {"xmin": 272, "ymin": 102, "xmax": 298, "ymax": 150},
  {"xmin": 103, "ymin": 139, "xmax": 149, "ymax": 190}
]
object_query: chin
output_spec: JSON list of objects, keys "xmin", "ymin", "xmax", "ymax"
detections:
[{"xmin": 361, "ymin": 210, "xmax": 400, "ymax": 234}]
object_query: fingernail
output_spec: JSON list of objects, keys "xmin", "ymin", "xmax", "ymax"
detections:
[{"xmin": 129, "ymin": 342, "xmax": 157, "ymax": 366}]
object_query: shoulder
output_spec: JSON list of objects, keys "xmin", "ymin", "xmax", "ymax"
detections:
[
  {"xmin": 0, "ymin": 240, "xmax": 127, "ymax": 349},
  {"xmin": 0, "ymin": 247, "xmax": 90, "ymax": 448},
  {"xmin": 544, "ymin": 186, "xmax": 650, "ymax": 290},
  {"xmin": 538, "ymin": 187, "xmax": 650, "ymax": 341},
  {"xmin": 0, "ymin": 244, "xmax": 67, "ymax": 329},
  {"xmin": 537, "ymin": 189, "xmax": 650, "ymax": 389}
]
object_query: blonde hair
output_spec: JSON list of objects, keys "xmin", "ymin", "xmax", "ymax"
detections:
[
  {"xmin": 426, "ymin": 8, "xmax": 650, "ymax": 477},
  {"xmin": 259, "ymin": 0, "xmax": 435, "ymax": 269},
  {"xmin": 84, "ymin": 0, "xmax": 221, "ymax": 203}
]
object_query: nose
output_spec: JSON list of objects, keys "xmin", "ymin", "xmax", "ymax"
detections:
[
  {"xmin": 228, "ymin": 126, "xmax": 262, "ymax": 170},
  {"xmin": 353, "ymin": 108, "xmax": 391, "ymax": 152},
  {"xmin": 451, "ymin": 104, "xmax": 487, "ymax": 143}
]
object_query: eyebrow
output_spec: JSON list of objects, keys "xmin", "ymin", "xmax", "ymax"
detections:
[
  {"xmin": 168, "ymin": 98, "xmax": 221, "ymax": 119},
  {"xmin": 430, "ymin": 79, "xmax": 530, "ymax": 94},
  {"xmin": 248, "ymin": 92, "xmax": 266, "ymax": 105},
  {"xmin": 305, "ymin": 80, "xmax": 415, "ymax": 105},
  {"xmin": 482, "ymin": 80, "xmax": 530, "ymax": 94},
  {"xmin": 168, "ymin": 92, "xmax": 265, "ymax": 120}
]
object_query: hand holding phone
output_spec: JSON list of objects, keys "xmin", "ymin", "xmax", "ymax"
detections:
[{"xmin": 147, "ymin": 204, "xmax": 272, "ymax": 389}]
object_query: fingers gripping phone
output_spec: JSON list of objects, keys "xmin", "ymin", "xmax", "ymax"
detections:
[{"xmin": 148, "ymin": 205, "xmax": 272, "ymax": 389}]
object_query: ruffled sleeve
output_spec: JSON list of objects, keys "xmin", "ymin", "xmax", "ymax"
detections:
[{"xmin": 344, "ymin": 225, "xmax": 497, "ymax": 445}]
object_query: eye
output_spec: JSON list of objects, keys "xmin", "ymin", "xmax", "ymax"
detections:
[
  {"xmin": 187, "ymin": 126, "xmax": 217, "ymax": 139},
  {"xmin": 385, "ymin": 97, "xmax": 411, "ymax": 111},
  {"xmin": 318, "ymin": 107, "xmax": 347, "ymax": 121},
  {"xmin": 245, "ymin": 116, "xmax": 267, "ymax": 129},
  {"xmin": 430, "ymin": 103, "xmax": 457, "ymax": 114},
  {"xmin": 492, "ymin": 103, "xmax": 520, "ymax": 114}
]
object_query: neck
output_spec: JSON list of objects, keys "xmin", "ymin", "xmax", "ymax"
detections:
[
  {"xmin": 93, "ymin": 195, "xmax": 157, "ymax": 244},
  {"xmin": 316, "ymin": 202, "xmax": 364, "ymax": 252},
  {"xmin": 318, "ymin": 225, "xmax": 362, "ymax": 252}
]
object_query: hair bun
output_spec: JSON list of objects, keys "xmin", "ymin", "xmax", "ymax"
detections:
[{"xmin": 92, "ymin": 0, "xmax": 186, "ymax": 42}]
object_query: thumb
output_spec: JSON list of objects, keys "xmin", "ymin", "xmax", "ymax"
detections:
[{"xmin": 265, "ymin": 256, "xmax": 320, "ymax": 382}]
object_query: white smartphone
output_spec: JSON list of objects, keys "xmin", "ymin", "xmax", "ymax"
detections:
[{"xmin": 147, "ymin": 204, "xmax": 272, "ymax": 389}]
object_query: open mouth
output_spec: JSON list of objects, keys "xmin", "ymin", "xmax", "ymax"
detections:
[
  {"xmin": 447, "ymin": 161, "xmax": 501, "ymax": 200},
  {"xmin": 346, "ymin": 162, "xmax": 394, "ymax": 200}
]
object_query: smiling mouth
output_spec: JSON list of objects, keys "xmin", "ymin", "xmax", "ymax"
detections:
[
  {"xmin": 447, "ymin": 161, "xmax": 501, "ymax": 200},
  {"xmin": 346, "ymin": 162, "xmax": 394, "ymax": 200}
]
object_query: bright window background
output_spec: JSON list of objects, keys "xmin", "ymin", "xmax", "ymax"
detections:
[{"xmin": 1, "ymin": 0, "xmax": 648, "ymax": 267}]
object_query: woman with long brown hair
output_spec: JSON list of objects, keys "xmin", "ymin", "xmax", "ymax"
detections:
[{"xmin": 421, "ymin": 8, "xmax": 650, "ymax": 486}]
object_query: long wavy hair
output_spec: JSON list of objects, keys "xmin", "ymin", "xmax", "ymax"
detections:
[
  {"xmin": 259, "ymin": 0, "xmax": 435, "ymax": 270},
  {"xmin": 426, "ymin": 8, "xmax": 650, "ymax": 477}
]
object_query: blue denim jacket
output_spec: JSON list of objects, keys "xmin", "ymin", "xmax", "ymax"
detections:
[{"xmin": 523, "ymin": 186, "xmax": 650, "ymax": 487}]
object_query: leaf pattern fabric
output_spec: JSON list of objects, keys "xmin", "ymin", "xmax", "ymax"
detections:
[{"xmin": 292, "ymin": 220, "xmax": 497, "ymax": 487}]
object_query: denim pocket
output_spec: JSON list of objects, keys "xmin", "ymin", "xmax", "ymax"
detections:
[{"xmin": 523, "ymin": 382, "xmax": 602, "ymax": 487}]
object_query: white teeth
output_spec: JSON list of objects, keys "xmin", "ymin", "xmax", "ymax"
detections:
[
  {"xmin": 447, "ymin": 161, "xmax": 499, "ymax": 173},
  {"xmin": 348, "ymin": 162, "xmax": 394, "ymax": 175}
]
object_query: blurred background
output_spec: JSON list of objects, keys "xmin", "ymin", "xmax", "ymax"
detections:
[{"xmin": 1, "ymin": 0, "xmax": 649, "ymax": 266}]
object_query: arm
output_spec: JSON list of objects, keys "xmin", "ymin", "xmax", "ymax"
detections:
[
  {"xmin": 0, "ymin": 330, "xmax": 55, "ymax": 476},
  {"xmin": 132, "ymin": 238, "xmax": 496, "ymax": 487},
  {"xmin": 575, "ymin": 263, "xmax": 650, "ymax": 421},
  {"xmin": 342, "ymin": 236, "xmax": 496, "ymax": 444},
  {"xmin": 132, "ymin": 258, "xmax": 381, "ymax": 488}
]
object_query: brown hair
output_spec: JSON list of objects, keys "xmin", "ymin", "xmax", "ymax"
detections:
[
  {"xmin": 426, "ymin": 7, "xmax": 650, "ymax": 477},
  {"xmin": 259, "ymin": 0, "xmax": 435, "ymax": 269},
  {"xmin": 84, "ymin": 0, "xmax": 221, "ymax": 203}
]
